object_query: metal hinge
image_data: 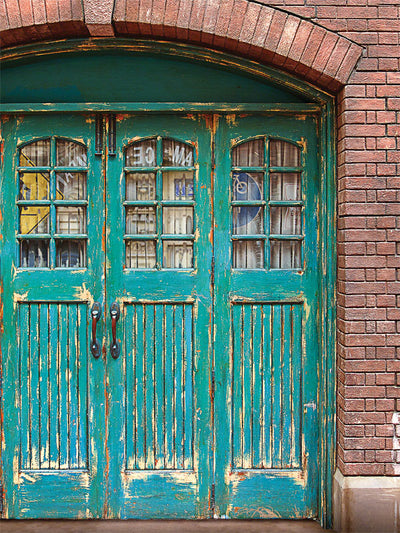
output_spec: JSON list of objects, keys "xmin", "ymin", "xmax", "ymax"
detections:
[{"xmin": 210, "ymin": 483, "xmax": 215, "ymax": 514}]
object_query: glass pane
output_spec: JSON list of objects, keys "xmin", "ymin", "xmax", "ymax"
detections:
[
  {"xmin": 19, "ymin": 172, "xmax": 49, "ymax": 200},
  {"xmin": 232, "ymin": 139, "xmax": 264, "ymax": 167},
  {"xmin": 232, "ymin": 172, "xmax": 263, "ymax": 201},
  {"xmin": 233, "ymin": 240, "xmax": 263, "ymax": 269},
  {"xmin": 56, "ymin": 173, "xmax": 87, "ymax": 200},
  {"xmin": 56, "ymin": 240, "xmax": 86, "ymax": 268},
  {"xmin": 163, "ymin": 207, "xmax": 194, "ymax": 234},
  {"xmin": 163, "ymin": 139, "xmax": 194, "ymax": 167},
  {"xmin": 232, "ymin": 206, "xmax": 263, "ymax": 235},
  {"xmin": 20, "ymin": 206, "xmax": 49, "ymax": 234},
  {"xmin": 56, "ymin": 206, "xmax": 86, "ymax": 234},
  {"xmin": 163, "ymin": 171, "xmax": 194, "ymax": 200},
  {"xmin": 126, "ymin": 206, "xmax": 156, "ymax": 234},
  {"xmin": 270, "ymin": 173, "xmax": 301, "ymax": 201},
  {"xmin": 269, "ymin": 140, "xmax": 300, "ymax": 167},
  {"xmin": 126, "ymin": 240, "xmax": 156, "ymax": 269},
  {"xmin": 126, "ymin": 139, "xmax": 157, "ymax": 167},
  {"xmin": 20, "ymin": 240, "xmax": 49, "ymax": 268},
  {"xmin": 163, "ymin": 241, "xmax": 193, "ymax": 268},
  {"xmin": 270, "ymin": 240, "xmax": 301, "ymax": 269},
  {"xmin": 56, "ymin": 140, "xmax": 87, "ymax": 167},
  {"xmin": 20, "ymin": 139, "xmax": 50, "ymax": 167},
  {"xmin": 126, "ymin": 173, "xmax": 156, "ymax": 201},
  {"xmin": 270, "ymin": 206, "xmax": 301, "ymax": 235}
]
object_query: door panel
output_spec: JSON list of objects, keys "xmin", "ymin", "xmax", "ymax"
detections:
[
  {"xmin": 106, "ymin": 115, "xmax": 213, "ymax": 518},
  {"xmin": 214, "ymin": 114, "xmax": 319, "ymax": 518},
  {"xmin": 0, "ymin": 114, "xmax": 106, "ymax": 518}
]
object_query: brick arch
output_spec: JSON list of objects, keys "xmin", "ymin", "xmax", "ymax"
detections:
[{"xmin": 0, "ymin": 0, "xmax": 362, "ymax": 92}]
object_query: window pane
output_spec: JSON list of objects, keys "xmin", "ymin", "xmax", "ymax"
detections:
[
  {"xmin": 126, "ymin": 139, "xmax": 157, "ymax": 167},
  {"xmin": 270, "ymin": 173, "xmax": 301, "ymax": 201},
  {"xmin": 19, "ymin": 172, "xmax": 50, "ymax": 200},
  {"xmin": 163, "ymin": 139, "xmax": 193, "ymax": 167},
  {"xmin": 56, "ymin": 140, "xmax": 87, "ymax": 167},
  {"xmin": 20, "ymin": 240, "xmax": 49, "ymax": 268},
  {"xmin": 56, "ymin": 173, "xmax": 87, "ymax": 200},
  {"xmin": 56, "ymin": 206, "xmax": 87, "ymax": 234},
  {"xmin": 233, "ymin": 240, "xmax": 263, "ymax": 269},
  {"xmin": 20, "ymin": 139, "xmax": 50, "ymax": 167},
  {"xmin": 20, "ymin": 206, "xmax": 49, "ymax": 234},
  {"xmin": 269, "ymin": 140, "xmax": 300, "ymax": 167},
  {"xmin": 125, "ymin": 206, "xmax": 156, "ymax": 234},
  {"xmin": 126, "ymin": 173, "xmax": 156, "ymax": 201},
  {"xmin": 163, "ymin": 241, "xmax": 193, "ymax": 268},
  {"xmin": 232, "ymin": 139, "xmax": 264, "ymax": 167},
  {"xmin": 126, "ymin": 240, "xmax": 156, "ymax": 269},
  {"xmin": 232, "ymin": 172, "xmax": 263, "ymax": 201},
  {"xmin": 270, "ymin": 240, "xmax": 301, "ymax": 269},
  {"xmin": 270, "ymin": 206, "xmax": 301, "ymax": 235},
  {"xmin": 56, "ymin": 240, "xmax": 86, "ymax": 268},
  {"xmin": 233, "ymin": 206, "xmax": 263, "ymax": 235},
  {"xmin": 163, "ymin": 207, "xmax": 194, "ymax": 234},
  {"xmin": 163, "ymin": 171, "xmax": 194, "ymax": 200}
]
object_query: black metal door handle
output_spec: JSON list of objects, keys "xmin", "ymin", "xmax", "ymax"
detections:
[
  {"xmin": 110, "ymin": 302, "xmax": 121, "ymax": 359},
  {"xmin": 90, "ymin": 302, "xmax": 102, "ymax": 358}
]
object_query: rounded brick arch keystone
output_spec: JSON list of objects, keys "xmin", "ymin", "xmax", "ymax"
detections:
[{"xmin": 0, "ymin": 0, "xmax": 363, "ymax": 92}]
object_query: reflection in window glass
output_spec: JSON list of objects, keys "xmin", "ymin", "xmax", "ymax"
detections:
[
  {"xmin": 20, "ymin": 139, "xmax": 50, "ymax": 167},
  {"xmin": 269, "ymin": 140, "xmax": 300, "ymax": 167},
  {"xmin": 56, "ymin": 206, "xmax": 86, "ymax": 234},
  {"xmin": 233, "ymin": 240, "xmax": 263, "ymax": 269},
  {"xmin": 163, "ymin": 171, "xmax": 194, "ymax": 200},
  {"xmin": 56, "ymin": 240, "xmax": 86, "ymax": 268},
  {"xmin": 232, "ymin": 139, "xmax": 264, "ymax": 167},
  {"xmin": 126, "ymin": 173, "xmax": 156, "ymax": 200},
  {"xmin": 20, "ymin": 240, "xmax": 49, "ymax": 268},
  {"xmin": 270, "ymin": 206, "xmax": 301, "ymax": 235},
  {"xmin": 232, "ymin": 206, "xmax": 263, "ymax": 235},
  {"xmin": 270, "ymin": 240, "xmax": 301, "ymax": 269},
  {"xmin": 163, "ymin": 241, "xmax": 193, "ymax": 268},
  {"xmin": 56, "ymin": 140, "xmax": 87, "ymax": 167},
  {"xmin": 125, "ymin": 206, "xmax": 156, "ymax": 234},
  {"xmin": 20, "ymin": 206, "xmax": 49, "ymax": 234},
  {"xmin": 270, "ymin": 173, "xmax": 300, "ymax": 201},
  {"xmin": 163, "ymin": 139, "xmax": 193, "ymax": 167},
  {"xmin": 126, "ymin": 139, "xmax": 157, "ymax": 167},
  {"xmin": 163, "ymin": 207, "xmax": 193, "ymax": 234},
  {"xmin": 56, "ymin": 173, "xmax": 87, "ymax": 200},
  {"xmin": 126, "ymin": 240, "xmax": 156, "ymax": 269},
  {"xmin": 232, "ymin": 172, "xmax": 263, "ymax": 201},
  {"xmin": 19, "ymin": 172, "xmax": 50, "ymax": 200}
]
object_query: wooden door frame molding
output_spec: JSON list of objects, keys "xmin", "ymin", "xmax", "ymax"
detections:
[{"xmin": 0, "ymin": 40, "xmax": 336, "ymax": 528}]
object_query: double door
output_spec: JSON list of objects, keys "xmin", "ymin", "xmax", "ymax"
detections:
[{"xmin": 1, "ymin": 112, "xmax": 320, "ymax": 519}]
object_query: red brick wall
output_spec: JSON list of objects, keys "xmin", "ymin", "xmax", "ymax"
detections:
[{"xmin": 1, "ymin": 0, "xmax": 400, "ymax": 477}]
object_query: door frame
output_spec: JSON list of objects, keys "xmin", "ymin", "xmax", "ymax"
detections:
[{"xmin": 0, "ymin": 39, "xmax": 336, "ymax": 528}]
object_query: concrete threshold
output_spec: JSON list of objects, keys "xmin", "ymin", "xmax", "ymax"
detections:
[{"xmin": 0, "ymin": 520, "xmax": 330, "ymax": 533}]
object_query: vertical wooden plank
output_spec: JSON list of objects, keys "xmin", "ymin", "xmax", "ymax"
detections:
[
  {"xmin": 48, "ymin": 303, "xmax": 59, "ymax": 469},
  {"xmin": 281, "ymin": 304, "xmax": 292, "ymax": 468},
  {"xmin": 174, "ymin": 304, "xmax": 184, "ymax": 469},
  {"xmin": 262, "ymin": 305, "xmax": 272, "ymax": 469},
  {"xmin": 30, "ymin": 303, "xmax": 40, "ymax": 469},
  {"xmin": 183, "ymin": 304, "xmax": 193, "ymax": 470},
  {"xmin": 135, "ymin": 304, "xmax": 145, "ymax": 469},
  {"xmin": 164, "ymin": 304, "xmax": 175, "ymax": 469},
  {"xmin": 154, "ymin": 304, "xmax": 165, "ymax": 469},
  {"xmin": 145, "ymin": 304, "xmax": 155, "ymax": 469},
  {"xmin": 251, "ymin": 305, "xmax": 263, "ymax": 468},
  {"xmin": 232, "ymin": 304, "xmax": 242, "ymax": 468},
  {"xmin": 77, "ymin": 303, "xmax": 88, "ymax": 469},
  {"xmin": 291, "ymin": 304, "xmax": 302, "ymax": 468},
  {"xmin": 58, "ymin": 304, "xmax": 69, "ymax": 469},
  {"xmin": 271, "ymin": 304, "xmax": 282, "ymax": 468},
  {"xmin": 68, "ymin": 304, "xmax": 79, "ymax": 468},
  {"xmin": 125, "ymin": 304, "xmax": 136, "ymax": 470},
  {"xmin": 19, "ymin": 304, "xmax": 31, "ymax": 469},
  {"xmin": 39, "ymin": 303, "xmax": 50, "ymax": 469},
  {"xmin": 242, "ymin": 305, "xmax": 253, "ymax": 469}
]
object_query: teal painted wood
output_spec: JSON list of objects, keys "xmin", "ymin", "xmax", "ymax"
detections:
[
  {"xmin": 0, "ymin": 114, "xmax": 106, "ymax": 518},
  {"xmin": 213, "ymin": 114, "xmax": 320, "ymax": 519},
  {"xmin": 105, "ymin": 115, "xmax": 213, "ymax": 518}
]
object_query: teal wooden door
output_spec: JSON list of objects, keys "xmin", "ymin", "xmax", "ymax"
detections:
[
  {"xmin": 105, "ymin": 114, "xmax": 213, "ymax": 518},
  {"xmin": 213, "ymin": 114, "xmax": 319, "ymax": 518},
  {"xmin": 0, "ymin": 114, "xmax": 107, "ymax": 517}
]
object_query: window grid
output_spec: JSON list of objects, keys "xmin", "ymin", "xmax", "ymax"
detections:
[
  {"xmin": 17, "ymin": 137, "xmax": 88, "ymax": 269},
  {"xmin": 124, "ymin": 137, "xmax": 196, "ymax": 270},
  {"xmin": 231, "ymin": 136, "xmax": 304, "ymax": 270}
]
